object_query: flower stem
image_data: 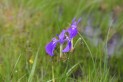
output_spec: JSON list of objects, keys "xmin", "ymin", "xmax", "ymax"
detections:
[
  {"xmin": 60, "ymin": 44, "xmax": 63, "ymax": 58},
  {"xmin": 70, "ymin": 38, "xmax": 74, "ymax": 52},
  {"xmin": 52, "ymin": 63, "xmax": 55, "ymax": 82},
  {"xmin": 74, "ymin": 38, "xmax": 81, "ymax": 48},
  {"xmin": 71, "ymin": 38, "xmax": 73, "ymax": 49}
]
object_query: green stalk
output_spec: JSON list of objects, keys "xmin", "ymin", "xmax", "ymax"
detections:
[
  {"xmin": 52, "ymin": 63, "xmax": 55, "ymax": 82},
  {"xmin": 74, "ymin": 38, "xmax": 81, "ymax": 48},
  {"xmin": 60, "ymin": 44, "xmax": 63, "ymax": 58},
  {"xmin": 71, "ymin": 38, "xmax": 74, "ymax": 50}
]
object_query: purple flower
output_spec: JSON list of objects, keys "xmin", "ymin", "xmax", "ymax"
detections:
[
  {"xmin": 45, "ymin": 30, "xmax": 71, "ymax": 56},
  {"xmin": 59, "ymin": 30, "xmax": 72, "ymax": 53},
  {"xmin": 45, "ymin": 18, "xmax": 81, "ymax": 56},
  {"xmin": 67, "ymin": 18, "xmax": 81, "ymax": 39}
]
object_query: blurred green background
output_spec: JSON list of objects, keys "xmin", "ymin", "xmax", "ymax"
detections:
[{"xmin": 0, "ymin": 0, "xmax": 123, "ymax": 82}]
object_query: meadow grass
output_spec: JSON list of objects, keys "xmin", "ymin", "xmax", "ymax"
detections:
[{"xmin": 0, "ymin": 0, "xmax": 123, "ymax": 82}]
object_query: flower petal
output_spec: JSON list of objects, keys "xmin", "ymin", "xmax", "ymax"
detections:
[
  {"xmin": 59, "ymin": 30, "xmax": 66, "ymax": 43},
  {"xmin": 67, "ymin": 27, "xmax": 78, "ymax": 38},
  {"xmin": 72, "ymin": 18, "xmax": 76, "ymax": 23},
  {"xmin": 45, "ymin": 38, "xmax": 58, "ymax": 56},
  {"xmin": 62, "ymin": 40, "xmax": 71, "ymax": 52},
  {"xmin": 77, "ymin": 18, "xmax": 82, "ymax": 24}
]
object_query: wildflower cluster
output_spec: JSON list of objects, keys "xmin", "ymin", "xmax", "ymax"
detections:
[{"xmin": 45, "ymin": 18, "xmax": 81, "ymax": 57}]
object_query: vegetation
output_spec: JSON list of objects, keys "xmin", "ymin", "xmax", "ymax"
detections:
[{"xmin": 0, "ymin": 0, "xmax": 123, "ymax": 82}]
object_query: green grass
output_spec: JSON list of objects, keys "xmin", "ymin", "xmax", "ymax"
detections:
[{"xmin": 0, "ymin": 0, "xmax": 123, "ymax": 82}]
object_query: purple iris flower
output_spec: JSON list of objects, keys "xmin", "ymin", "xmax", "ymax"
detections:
[
  {"xmin": 45, "ymin": 18, "xmax": 81, "ymax": 56},
  {"xmin": 45, "ymin": 30, "xmax": 71, "ymax": 56},
  {"xmin": 67, "ymin": 18, "xmax": 81, "ymax": 39},
  {"xmin": 58, "ymin": 30, "xmax": 72, "ymax": 52}
]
